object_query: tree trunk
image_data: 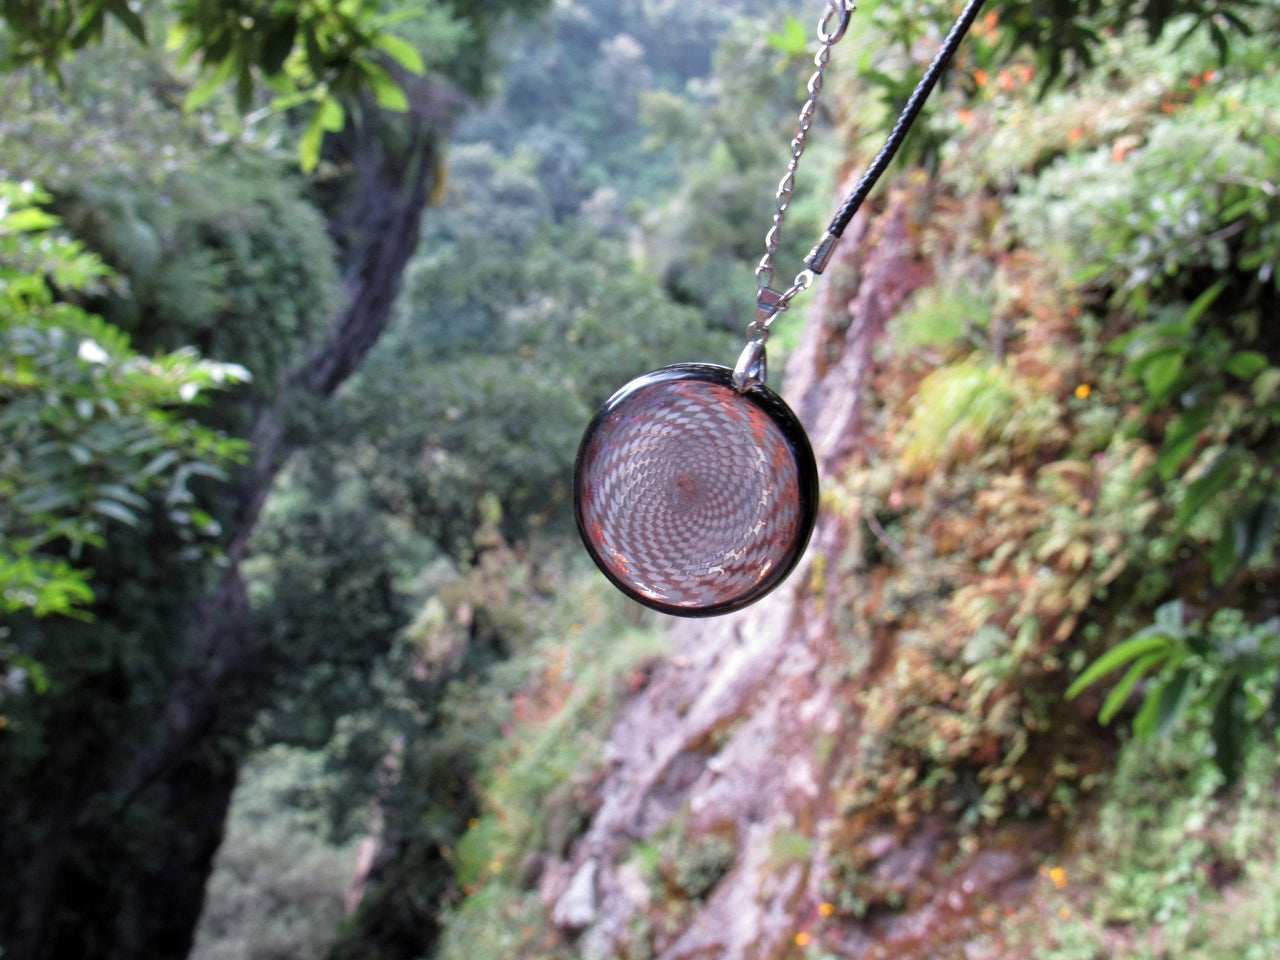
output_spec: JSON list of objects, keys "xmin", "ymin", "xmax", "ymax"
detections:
[{"xmin": 0, "ymin": 79, "xmax": 455, "ymax": 960}]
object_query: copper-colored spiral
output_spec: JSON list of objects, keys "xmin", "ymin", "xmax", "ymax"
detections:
[{"xmin": 574, "ymin": 364, "xmax": 817, "ymax": 616}]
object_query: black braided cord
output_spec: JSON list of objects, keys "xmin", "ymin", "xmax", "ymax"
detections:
[{"xmin": 821, "ymin": 0, "xmax": 988, "ymax": 245}]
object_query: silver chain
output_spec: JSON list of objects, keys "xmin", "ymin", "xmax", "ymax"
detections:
[{"xmin": 737, "ymin": 0, "xmax": 855, "ymax": 391}]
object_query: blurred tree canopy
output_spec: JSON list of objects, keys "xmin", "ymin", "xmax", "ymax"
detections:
[{"xmin": 0, "ymin": 2, "xmax": 547, "ymax": 959}]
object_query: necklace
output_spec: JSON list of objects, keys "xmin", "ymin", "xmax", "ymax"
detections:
[{"xmin": 574, "ymin": 0, "xmax": 987, "ymax": 617}]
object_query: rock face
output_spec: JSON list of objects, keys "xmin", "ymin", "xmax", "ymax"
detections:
[{"xmin": 539, "ymin": 188, "xmax": 1055, "ymax": 959}]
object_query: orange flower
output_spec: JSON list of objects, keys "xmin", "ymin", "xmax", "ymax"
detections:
[
  {"xmin": 1074, "ymin": 384, "xmax": 1091, "ymax": 400},
  {"xmin": 1050, "ymin": 865, "xmax": 1068, "ymax": 888},
  {"xmin": 957, "ymin": 108, "xmax": 975, "ymax": 127},
  {"xmin": 819, "ymin": 902, "xmax": 835, "ymax": 917},
  {"xmin": 795, "ymin": 931, "xmax": 811, "ymax": 947},
  {"xmin": 1067, "ymin": 126, "xmax": 1083, "ymax": 144},
  {"xmin": 973, "ymin": 67, "xmax": 988, "ymax": 87}
]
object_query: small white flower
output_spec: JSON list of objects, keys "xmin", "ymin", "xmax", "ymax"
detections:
[
  {"xmin": 77, "ymin": 339, "xmax": 109, "ymax": 364},
  {"xmin": 179, "ymin": 382, "xmax": 200, "ymax": 402}
]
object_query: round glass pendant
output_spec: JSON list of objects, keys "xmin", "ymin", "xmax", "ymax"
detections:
[{"xmin": 574, "ymin": 363, "xmax": 818, "ymax": 617}]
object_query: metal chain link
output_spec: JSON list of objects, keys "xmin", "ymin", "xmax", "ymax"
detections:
[
  {"xmin": 737, "ymin": 0, "xmax": 855, "ymax": 391},
  {"xmin": 735, "ymin": 0, "xmax": 984, "ymax": 393},
  {"xmin": 753, "ymin": 0, "xmax": 854, "ymax": 302}
]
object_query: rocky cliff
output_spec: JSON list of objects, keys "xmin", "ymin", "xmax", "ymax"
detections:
[{"xmin": 537, "ymin": 178, "xmax": 1085, "ymax": 959}]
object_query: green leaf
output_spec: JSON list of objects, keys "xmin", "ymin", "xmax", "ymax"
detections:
[
  {"xmin": 1211, "ymin": 674, "xmax": 1247, "ymax": 783},
  {"xmin": 70, "ymin": 3, "xmax": 108, "ymax": 49},
  {"xmin": 361, "ymin": 61, "xmax": 409, "ymax": 111},
  {"xmin": 2, "ymin": 206, "xmax": 60, "ymax": 233},
  {"xmin": 317, "ymin": 96, "xmax": 345, "ymax": 132},
  {"xmin": 1066, "ymin": 632, "xmax": 1174, "ymax": 700},
  {"xmin": 1210, "ymin": 522, "xmax": 1238, "ymax": 586},
  {"xmin": 1185, "ymin": 279, "xmax": 1226, "ymax": 324},
  {"xmin": 91, "ymin": 498, "xmax": 140, "ymax": 526},
  {"xmin": 1224, "ymin": 351, "xmax": 1268, "ymax": 380},
  {"xmin": 1236, "ymin": 497, "xmax": 1279, "ymax": 570},
  {"xmin": 1157, "ymin": 403, "xmax": 1212, "ymax": 480},
  {"xmin": 1140, "ymin": 347, "xmax": 1185, "ymax": 401},
  {"xmin": 261, "ymin": 14, "xmax": 298, "ymax": 76},
  {"xmin": 1132, "ymin": 679, "xmax": 1163, "ymax": 739},
  {"xmin": 766, "ymin": 16, "xmax": 809, "ymax": 56},
  {"xmin": 1152, "ymin": 665, "xmax": 1194, "ymax": 738},
  {"xmin": 1253, "ymin": 367, "xmax": 1280, "ymax": 403},
  {"xmin": 185, "ymin": 54, "xmax": 237, "ymax": 111},
  {"xmin": 105, "ymin": 0, "xmax": 148, "ymax": 45},
  {"xmin": 96, "ymin": 483, "xmax": 148, "ymax": 509},
  {"xmin": 1175, "ymin": 450, "xmax": 1240, "ymax": 531},
  {"xmin": 1153, "ymin": 599, "xmax": 1184, "ymax": 634},
  {"xmin": 140, "ymin": 450, "xmax": 180, "ymax": 479},
  {"xmin": 298, "ymin": 98, "xmax": 344, "ymax": 172},
  {"xmin": 373, "ymin": 32, "xmax": 425, "ymax": 74},
  {"xmin": 1098, "ymin": 650, "xmax": 1168, "ymax": 724},
  {"xmin": 11, "ymin": 653, "xmax": 52, "ymax": 694}
]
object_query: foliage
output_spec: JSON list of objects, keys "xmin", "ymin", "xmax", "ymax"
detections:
[
  {"xmin": 0, "ymin": 1, "xmax": 552, "ymax": 957},
  {"xmin": 61, "ymin": 167, "xmax": 343, "ymax": 389},
  {"xmin": 1010, "ymin": 69, "xmax": 1280, "ymax": 314},
  {"xmin": 0, "ymin": 0, "xmax": 449, "ymax": 170},
  {"xmin": 191, "ymin": 746, "xmax": 362, "ymax": 960},
  {"xmin": 1068, "ymin": 602, "xmax": 1280, "ymax": 782},
  {"xmin": 429, "ymin": 568, "xmax": 669, "ymax": 960},
  {"xmin": 241, "ymin": 451, "xmax": 417, "ymax": 751},
  {"xmin": 637, "ymin": 15, "xmax": 833, "ymax": 330},
  {"xmin": 1012, "ymin": 733, "xmax": 1280, "ymax": 960},
  {"xmin": 339, "ymin": 141, "xmax": 733, "ymax": 558},
  {"xmin": 0, "ymin": 179, "xmax": 248, "ymax": 623},
  {"xmin": 783, "ymin": 0, "xmax": 1280, "ymax": 843},
  {"xmin": 897, "ymin": 355, "xmax": 1054, "ymax": 475},
  {"xmin": 313, "ymin": 539, "xmax": 666, "ymax": 960},
  {"xmin": 837, "ymin": 0, "xmax": 1270, "ymax": 178},
  {"xmin": 1021, "ymin": 29, "xmax": 1280, "ymax": 777},
  {"xmin": 1007, "ymin": 0, "xmax": 1264, "ymax": 82}
]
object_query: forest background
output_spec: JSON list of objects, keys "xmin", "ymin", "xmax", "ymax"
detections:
[{"xmin": 2, "ymin": 0, "xmax": 1279, "ymax": 959}]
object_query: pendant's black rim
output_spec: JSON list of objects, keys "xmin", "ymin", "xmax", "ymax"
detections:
[{"xmin": 573, "ymin": 363, "xmax": 819, "ymax": 617}]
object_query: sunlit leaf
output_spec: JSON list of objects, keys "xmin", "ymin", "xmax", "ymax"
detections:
[
  {"xmin": 1066, "ymin": 632, "xmax": 1174, "ymax": 700},
  {"xmin": 361, "ymin": 61, "xmax": 409, "ymax": 111},
  {"xmin": 373, "ymin": 32, "xmax": 425, "ymax": 74},
  {"xmin": 185, "ymin": 54, "xmax": 237, "ymax": 111},
  {"xmin": 1098, "ymin": 651, "xmax": 1168, "ymax": 724},
  {"xmin": 1185, "ymin": 278, "xmax": 1226, "ymax": 324}
]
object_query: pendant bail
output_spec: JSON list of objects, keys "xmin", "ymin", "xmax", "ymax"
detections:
[
  {"xmin": 734, "ymin": 287, "xmax": 787, "ymax": 392},
  {"xmin": 733, "ymin": 339, "xmax": 768, "ymax": 393}
]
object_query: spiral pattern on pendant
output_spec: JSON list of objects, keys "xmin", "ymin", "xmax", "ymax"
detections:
[{"xmin": 574, "ymin": 364, "xmax": 817, "ymax": 616}]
